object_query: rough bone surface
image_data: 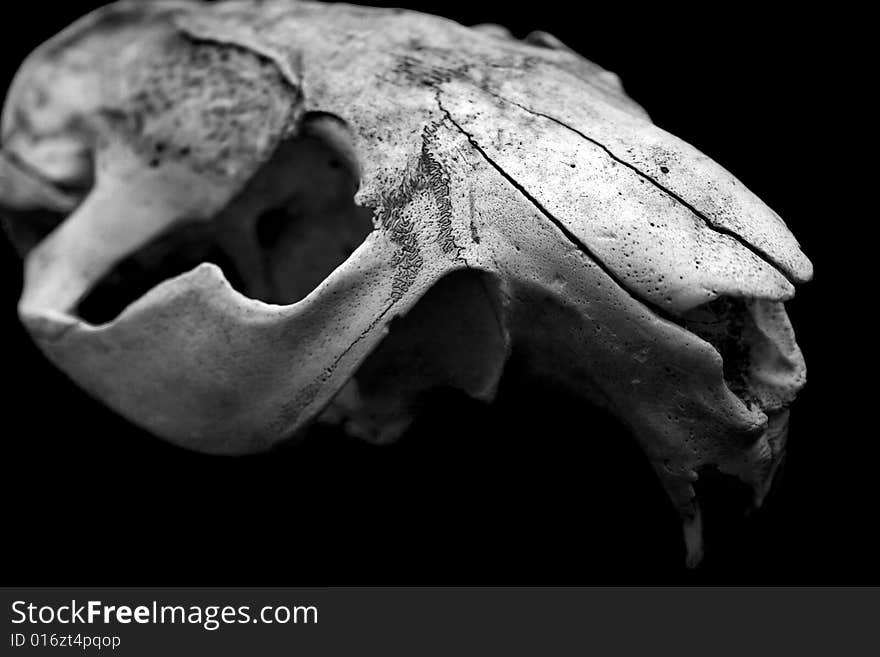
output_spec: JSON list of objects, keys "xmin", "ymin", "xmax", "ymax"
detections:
[{"xmin": 0, "ymin": 0, "xmax": 812, "ymax": 566}]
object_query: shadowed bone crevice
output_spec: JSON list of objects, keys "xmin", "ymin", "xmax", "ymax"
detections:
[{"xmin": 76, "ymin": 114, "xmax": 374, "ymax": 322}]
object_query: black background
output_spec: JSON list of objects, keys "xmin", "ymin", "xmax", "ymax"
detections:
[{"xmin": 1, "ymin": 1, "xmax": 866, "ymax": 584}]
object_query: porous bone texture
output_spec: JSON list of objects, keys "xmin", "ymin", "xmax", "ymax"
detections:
[{"xmin": 0, "ymin": 1, "xmax": 812, "ymax": 565}]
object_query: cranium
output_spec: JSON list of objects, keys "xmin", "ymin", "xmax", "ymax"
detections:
[{"xmin": 0, "ymin": 0, "xmax": 812, "ymax": 566}]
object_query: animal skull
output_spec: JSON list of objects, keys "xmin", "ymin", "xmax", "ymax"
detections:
[{"xmin": 0, "ymin": 0, "xmax": 812, "ymax": 565}]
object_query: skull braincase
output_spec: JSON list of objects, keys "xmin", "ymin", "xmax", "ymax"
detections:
[{"xmin": 0, "ymin": 0, "xmax": 812, "ymax": 565}]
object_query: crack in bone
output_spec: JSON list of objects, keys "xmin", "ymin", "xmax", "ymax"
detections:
[
  {"xmin": 484, "ymin": 92, "xmax": 798, "ymax": 286},
  {"xmin": 435, "ymin": 94, "xmax": 687, "ymax": 328}
]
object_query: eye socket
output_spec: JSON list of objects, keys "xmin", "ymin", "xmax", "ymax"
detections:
[
  {"xmin": 236, "ymin": 125, "xmax": 373, "ymax": 305},
  {"xmin": 73, "ymin": 112, "xmax": 374, "ymax": 323}
]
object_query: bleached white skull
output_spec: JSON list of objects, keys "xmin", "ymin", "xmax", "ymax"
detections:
[{"xmin": 0, "ymin": 0, "xmax": 811, "ymax": 565}]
